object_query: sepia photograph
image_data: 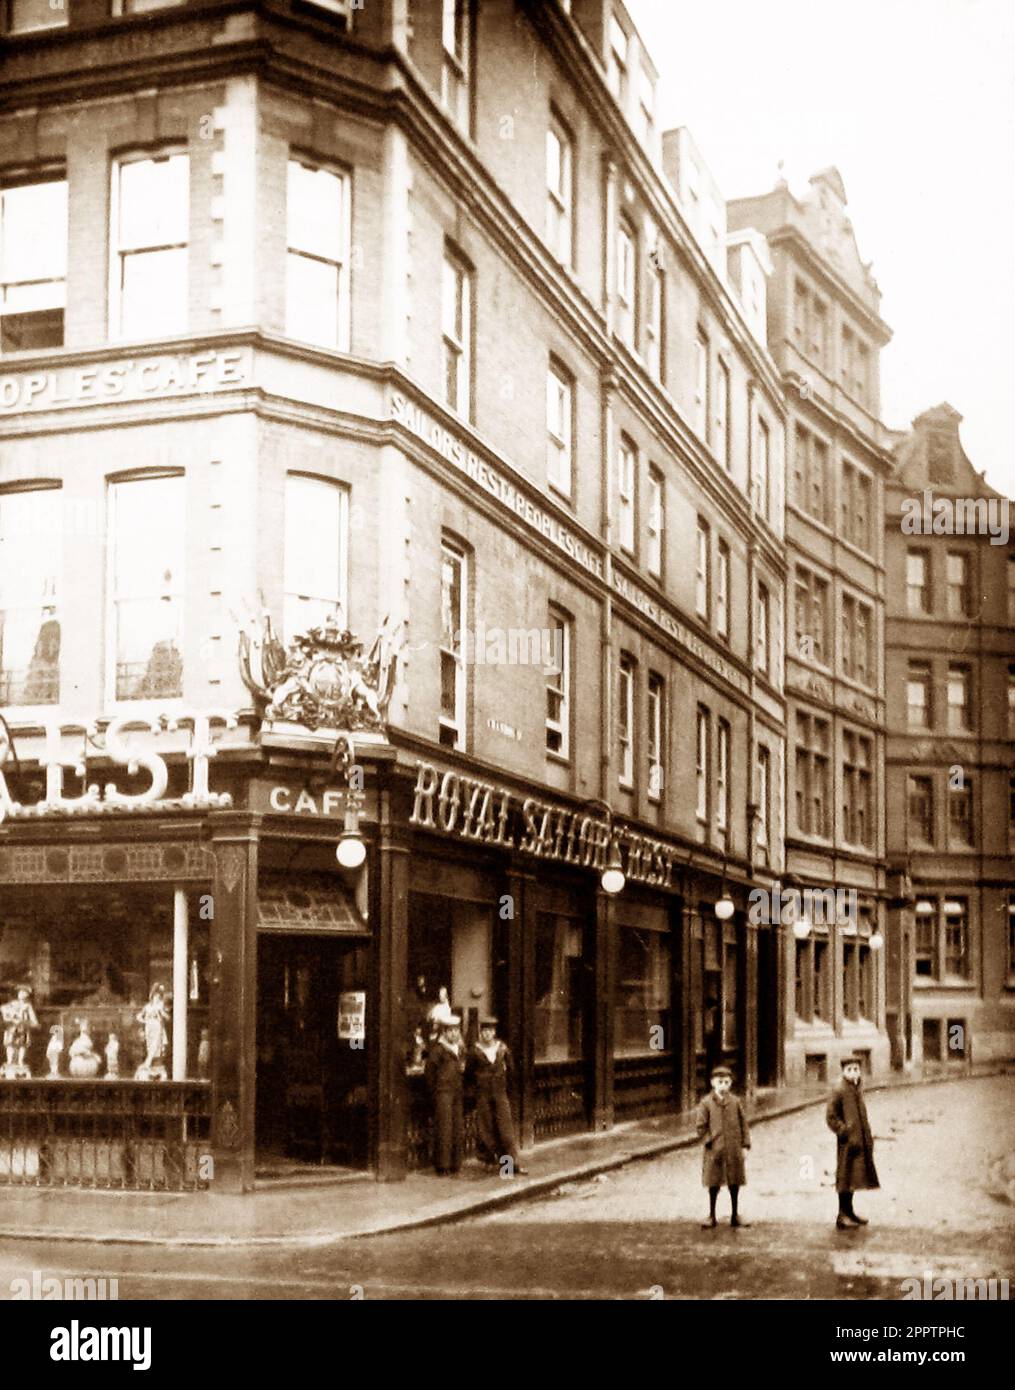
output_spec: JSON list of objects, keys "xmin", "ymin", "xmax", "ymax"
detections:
[{"xmin": 0, "ymin": 0, "xmax": 1012, "ymax": 1362}]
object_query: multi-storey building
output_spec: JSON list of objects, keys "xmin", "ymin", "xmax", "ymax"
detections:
[
  {"xmin": 729, "ymin": 169, "xmax": 893, "ymax": 1084},
  {"xmin": 0, "ymin": 0, "xmax": 787, "ymax": 1193},
  {"xmin": 883, "ymin": 404, "xmax": 1015, "ymax": 1074}
]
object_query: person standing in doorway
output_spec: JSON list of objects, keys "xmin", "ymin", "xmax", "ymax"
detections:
[
  {"xmin": 695, "ymin": 1065, "xmax": 751, "ymax": 1228},
  {"xmin": 469, "ymin": 1018, "xmax": 528, "ymax": 1177},
  {"xmin": 426, "ymin": 1015, "xmax": 466, "ymax": 1175},
  {"xmin": 826, "ymin": 1055, "xmax": 879, "ymax": 1229}
]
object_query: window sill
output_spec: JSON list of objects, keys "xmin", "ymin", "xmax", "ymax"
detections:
[{"xmin": 545, "ymin": 749, "xmax": 570, "ymax": 768}]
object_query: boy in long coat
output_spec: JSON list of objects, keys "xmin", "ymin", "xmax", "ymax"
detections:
[
  {"xmin": 469, "ymin": 1018, "xmax": 528, "ymax": 1176},
  {"xmin": 425, "ymin": 1016, "xmax": 466, "ymax": 1175},
  {"xmin": 695, "ymin": 1065, "xmax": 751, "ymax": 1227},
  {"xmin": 826, "ymin": 1055, "xmax": 879, "ymax": 1228}
]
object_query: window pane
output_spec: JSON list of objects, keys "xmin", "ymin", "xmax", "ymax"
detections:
[
  {"xmin": 286, "ymin": 252, "xmax": 340, "ymax": 347},
  {"xmin": 0, "ymin": 488, "xmax": 60, "ymax": 705},
  {"xmin": 284, "ymin": 475, "xmax": 345, "ymax": 641},
  {"xmin": 535, "ymin": 912, "xmax": 584, "ymax": 1062},
  {"xmin": 287, "ymin": 161, "xmax": 344, "ymax": 262},
  {"xmin": 120, "ymin": 248, "xmax": 187, "ymax": 338},
  {"xmin": 110, "ymin": 477, "xmax": 184, "ymax": 701},
  {"xmin": 118, "ymin": 156, "xmax": 188, "ymax": 250},
  {"xmin": 1, "ymin": 181, "xmax": 67, "ymax": 285}
]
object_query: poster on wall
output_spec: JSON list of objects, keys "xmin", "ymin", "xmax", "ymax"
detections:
[{"xmin": 337, "ymin": 991, "xmax": 366, "ymax": 1042}]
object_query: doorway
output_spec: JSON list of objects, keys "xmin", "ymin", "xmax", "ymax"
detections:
[{"xmin": 255, "ymin": 934, "xmax": 369, "ymax": 1172}]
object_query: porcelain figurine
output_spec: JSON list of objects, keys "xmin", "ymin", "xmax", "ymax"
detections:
[
  {"xmin": 135, "ymin": 984, "xmax": 169, "ymax": 1081},
  {"xmin": 68, "ymin": 1019, "xmax": 101, "ymax": 1078},
  {"xmin": 46, "ymin": 1024, "xmax": 64, "ymax": 1078},
  {"xmin": 2, "ymin": 986, "xmax": 39, "ymax": 1078},
  {"xmin": 105, "ymin": 1032, "xmax": 120, "ymax": 1079}
]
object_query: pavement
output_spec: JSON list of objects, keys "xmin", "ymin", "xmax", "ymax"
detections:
[{"xmin": 0, "ymin": 1065, "xmax": 1008, "ymax": 1249}]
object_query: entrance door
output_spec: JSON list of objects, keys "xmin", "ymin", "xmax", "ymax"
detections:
[{"xmin": 255, "ymin": 935, "xmax": 368, "ymax": 1169}]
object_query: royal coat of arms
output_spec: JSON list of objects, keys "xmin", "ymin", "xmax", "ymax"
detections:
[{"xmin": 239, "ymin": 609, "xmax": 399, "ymax": 732}]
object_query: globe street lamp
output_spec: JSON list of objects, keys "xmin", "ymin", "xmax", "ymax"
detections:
[{"xmin": 577, "ymin": 797, "xmax": 626, "ymax": 896}]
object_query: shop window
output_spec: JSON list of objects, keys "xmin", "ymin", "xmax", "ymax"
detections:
[
  {"xmin": 406, "ymin": 891, "xmax": 492, "ymax": 1055},
  {"xmin": 111, "ymin": 152, "xmax": 188, "ymax": 340},
  {"xmin": 0, "ymin": 887, "xmax": 209, "ymax": 1081},
  {"xmin": 805, "ymin": 1053, "xmax": 827, "ymax": 1083},
  {"xmin": 0, "ymin": 484, "xmax": 61, "ymax": 705},
  {"xmin": 0, "ymin": 176, "xmax": 66, "ymax": 351},
  {"xmin": 614, "ymin": 921, "xmax": 671, "ymax": 1056},
  {"xmin": 283, "ymin": 473, "xmax": 348, "ymax": 644},
  {"xmin": 286, "ymin": 158, "xmax": 351, "ymax": 351},
  {"xmin": 107, "ymin": 472, "xmax": 184, "ymax": 703},
  {"xmin": 534, "ymin": 911, "xmax": 585, "ymax": 1062},
  {"xmin": 722, "ymin": 926, "xmax": 737, "ymax": 1047}
]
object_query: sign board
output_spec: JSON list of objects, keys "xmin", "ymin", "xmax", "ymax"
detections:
[{"xmin": 338, "ymin": 991, "xmax": 366, "ymax": 1041}]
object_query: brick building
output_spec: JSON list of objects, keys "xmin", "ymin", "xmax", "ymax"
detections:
[
  {"xmin": 0, "ymin": 0, "xmax": 788, "ymax": 1192},
  {"xmin": 883, "ymin": 404, "xmax": 1015, "ymax": 1074},
  {"xmin": 728, "ymin": 169, "xmax": 894, "ymax": 1085}
]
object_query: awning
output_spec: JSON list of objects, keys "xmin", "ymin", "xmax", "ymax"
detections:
[{"xmin": 257, "ymin": 872, "xmax": 369, "ymax": 936}]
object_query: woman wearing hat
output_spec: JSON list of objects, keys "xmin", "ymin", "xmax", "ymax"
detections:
[
  {"xmin": 469, "ymin": 1018, "xmax": 527, "ymax": 1176},
  {"xmin": 826, "ymin": 1055, "xmax": 879, "ymax": 1228},
  {"xmin": 425, "ymin": 1015, "xmax": 466, "ymax": 1175},
  {"xmin": 695, "ymin": 1065, "xmax": 751, "ymax": 1228}
]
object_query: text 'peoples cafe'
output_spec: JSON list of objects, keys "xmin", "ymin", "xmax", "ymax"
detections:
[{"xmin": 409, "ymin": 761, "xmax": 676, "ymax": 889}]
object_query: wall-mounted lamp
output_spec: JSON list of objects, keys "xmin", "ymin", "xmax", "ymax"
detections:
[
  {"xmin": 331, "ymin": 733, "xmax": 366, "ymax": 871},
  {"xmin": 868, "ymin": 931, "xmax": 884, "ymax": 951},
  {"xmin": 578, "ymin": 798, "xmax": 625, "ymax": 896},
  {"xmin": 714, "ymin": 851, "xmax": 734, "ymax": 919}
]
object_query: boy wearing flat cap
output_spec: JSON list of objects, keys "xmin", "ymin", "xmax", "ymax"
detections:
[
  {"xmin": 826, "ymin": 1055, "xmax": 879, "ymax": 1229},
  {"xmin": 695, "ymin": 1065, "xmax": 751, "ymax": 1228},
  {"xmin": 425, "ymin": 1015, "xmax": 466, "ymax": 1175},
  {"xmin": 469, "ymin": 1018, "xmax": 528, "ymax": 1176}
]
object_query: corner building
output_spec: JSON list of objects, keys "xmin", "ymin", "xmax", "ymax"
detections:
[
  {"xmin": 0, "ymin": 0, "xmax": 786, "ymax": 1192},
  {"xmin": 729, "ymin": 170, "xmax": 893, "ymax": 1085}
]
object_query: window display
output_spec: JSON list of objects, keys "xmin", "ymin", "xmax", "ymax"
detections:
[
  {"xmin": 0, "ymin": 887, "xmax": 209, "ymax": 1081},
  {"xmin": 614, "ymin": 918, "xmax": 671, "ymax": 1056}
]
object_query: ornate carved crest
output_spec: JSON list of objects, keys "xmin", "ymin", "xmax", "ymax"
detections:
[{"xmin": 238, "ymin": 609, "xmax": 400, "ymax": 733}]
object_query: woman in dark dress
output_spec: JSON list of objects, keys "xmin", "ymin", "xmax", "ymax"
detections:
[
  {"xmin": 469, "ymin": 1018, "xmax": 528, "ymax": 1176},
  {"xmin": 425, "ymin": 1016, "xmax": 466, "ymax": 1175}
]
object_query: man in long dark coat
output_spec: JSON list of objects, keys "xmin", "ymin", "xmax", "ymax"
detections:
[
  {"xmin": 826, "ymin": 1055, "xmax": 880, "ymax": 1228},
  {"xmin": 469, "ymin": 1018, "xmax": 528, "ymax": 1176},
  {"xmin": 695, "ymin": 1065, "xmax": 751, "ymax": 1228},
  {"xmin": 425, "ymin": 1015, "xmax": 465, "ymax": 1175}
]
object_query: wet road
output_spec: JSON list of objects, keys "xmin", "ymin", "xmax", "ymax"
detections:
[{"xmin": 1, "ymin": 1076, "xmax": 1012, "ymax": 1300}]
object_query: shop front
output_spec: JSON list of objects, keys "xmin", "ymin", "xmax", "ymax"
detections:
[{"xmin": 0, "ymin": 833, "xmax": 215, "ymax": 1191}]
